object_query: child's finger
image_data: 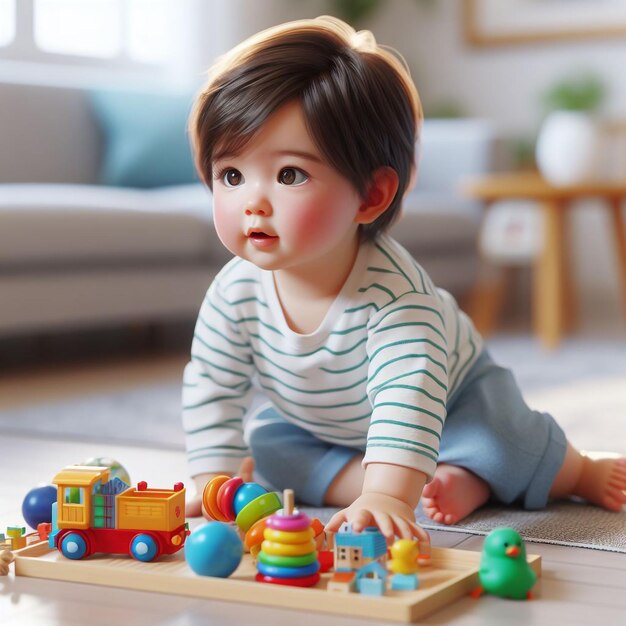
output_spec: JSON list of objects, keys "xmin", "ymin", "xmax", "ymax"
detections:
[
  {"xmin": 324, "ymin": 510, "xmax": 348, "ymax": 533},
  {"xmin": 410, "ymin": 523, "xmax": 431, "ymax": 558},
  {"xmin": 352, "ymin": 509, "xmax": 376, "ymax": 532},
  {"xmin": 370, "ymin": 512, "xmax": 395, "ymax": 543},
  {"xmin": 391, "ymin": 514, "xmax": 413, "ymax": 540}
]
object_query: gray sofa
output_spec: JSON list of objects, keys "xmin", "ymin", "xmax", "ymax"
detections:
[{"xmin": 0, "ymin": 82, "xmax": 497, "ymax": 338}]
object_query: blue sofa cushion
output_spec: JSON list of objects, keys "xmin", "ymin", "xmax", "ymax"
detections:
[{"xmin": 89, "ymin": 89, "xmax": 198, "ymax": 188}]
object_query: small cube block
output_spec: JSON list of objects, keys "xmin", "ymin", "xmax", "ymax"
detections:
[
  {"xmin": 11, "ymin": 537, "xmax": 27, "ymax": 550},
  {"xmin": 391, "ymin": 573, "xmax": 419, "ymax": 591}
]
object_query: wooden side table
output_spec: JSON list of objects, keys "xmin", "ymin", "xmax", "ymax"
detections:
[{"xmin": 463, "ymin": 172, "xmax": 626, "ymax": 349}]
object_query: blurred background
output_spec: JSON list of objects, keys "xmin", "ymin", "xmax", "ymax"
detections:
[{"xmin": 1, "ymin": 0, "xmax": 625, "ymax": 376}]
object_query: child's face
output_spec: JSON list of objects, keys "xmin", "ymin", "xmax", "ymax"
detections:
[{"xmin": 211, "ymin": 100, "xmax": 363, "ymax": 272}]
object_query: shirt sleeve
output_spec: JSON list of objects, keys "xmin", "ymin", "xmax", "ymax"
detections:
[
  {"xmin": 182, "ymin": 280, "xmax": 255, "ymax": 477},
  {"xmin": 364, "ymin": 291, "xmax": 449, "ymax": 481}
]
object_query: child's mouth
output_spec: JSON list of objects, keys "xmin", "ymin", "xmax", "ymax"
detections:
[{"xmin": 248, "ymin": 231, "xmax": 279, "ymax": 247}]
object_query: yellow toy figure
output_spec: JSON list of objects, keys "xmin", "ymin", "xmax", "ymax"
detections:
[{"xmin": 388, "ymin": 539, "xmax": 419, "ymax": 590}]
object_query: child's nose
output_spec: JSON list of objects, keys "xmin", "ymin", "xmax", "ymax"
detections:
[{"xmin": 244, "ymin": 196, "xmax": 272, "ymax": 217}]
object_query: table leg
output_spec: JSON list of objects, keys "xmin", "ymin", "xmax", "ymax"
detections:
[
  {"xmin": 609, "ymin": 197, "xmax": 626, "ymax": 319},
  {"xmin": 560, "ymin": 209, "xmax": 577, "ymax": 333},
  {"xmin": 533, "ymin": 200, "xmax": 567, "ymax": 349}
]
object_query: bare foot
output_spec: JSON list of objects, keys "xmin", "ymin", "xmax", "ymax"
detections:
[
  {"xmin": 421, "ymin": 464, "xmax": 490, "ymax": 525},
  {"xmin": 573, "ymin": 454, "xmax": 626, "ymax": 512}
]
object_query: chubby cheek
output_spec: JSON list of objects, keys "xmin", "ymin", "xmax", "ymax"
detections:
[
  {"xmin": 280, "ymin": 196, "xmax": 354, "ymax": 252},
  {"xmin": 213, "ymin": 199, "xmax": 243, "ymax": 256}
]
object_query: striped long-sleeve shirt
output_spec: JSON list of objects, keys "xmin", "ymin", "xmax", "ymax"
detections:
[{"xmin": 182, "ymin": 233, "xmax": 483, "ymax": 480}]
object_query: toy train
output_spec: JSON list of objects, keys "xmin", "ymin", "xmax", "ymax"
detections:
[{"xmin": 48, "ymin": 465, "xmax": 189, "ymax": 561}]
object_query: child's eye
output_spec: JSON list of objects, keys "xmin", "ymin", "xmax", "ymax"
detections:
[
  {"xmin": 221, "ymin": 168, "xmax": 244, "ymax": 187},
  {"xmin": 278, "ymin": 167, "xmax": 308, "ymax": 186}
]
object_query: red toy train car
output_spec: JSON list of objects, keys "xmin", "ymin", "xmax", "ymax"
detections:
[{"xmin": 49, "ymin": 465, "xmax": 189, "ymax": 561}]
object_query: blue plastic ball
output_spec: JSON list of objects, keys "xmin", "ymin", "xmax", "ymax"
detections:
[
  {"xmin": 185, "ymin": 522, "xmax": 243, "ymax": 577},
  {"xmin": 232, "ymin": 482, "xmax": 268, "ymax": 517},
  {"xmin": 22, "ymin": 485, "xmax": 57, "ymax": 529}
]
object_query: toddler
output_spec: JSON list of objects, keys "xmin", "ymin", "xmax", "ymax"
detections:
[{"xmin": 182, "ymin": 16, "xmax": 625, "ymax": 551}]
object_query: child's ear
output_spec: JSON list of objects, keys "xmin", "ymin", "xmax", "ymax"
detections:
[{"xmin": 354, "ymin": 167, "xmax": 399, "ymax": 225}]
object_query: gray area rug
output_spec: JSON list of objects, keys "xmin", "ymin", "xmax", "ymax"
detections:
[
  {"xmin": 1, "ymin": 335, "xmax": 624, "ymax": 452},
  {"xmin": 303, "ymin": 501, "xmax": 626, "ymax": 554},
  {"xmin": 1, "ymin": 335, "xmax": 625, "ymax": 551}
]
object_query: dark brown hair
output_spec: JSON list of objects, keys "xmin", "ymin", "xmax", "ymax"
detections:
[{"xmin": 190, "ymin": 16, "xmax": 422, "ymax": 241}]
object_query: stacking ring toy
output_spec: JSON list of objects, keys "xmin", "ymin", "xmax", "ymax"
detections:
[
  {"xmin": 263, "ymin": 528, "xmax": 314, "ymax": 544},
  {"xmin": 243, "ymin": 517, "xmax": 267, "ymax": 551},
  {"xmin": 216, "ymin": 477, "xmax": 243, "ymax": 521},
  {"xmin": 261, "ymin": 539, "xmax": 317, "ymax": 557},
  {"xmin": 258, "ymin": 551, "xmax": 318, "ymax": 568},
  {"xmin": 202, "ymin": 475, "xmax": 230, "ymax": 522},
  {"xmin": 266, "ymin": 511, "xmax": 311, "ymax": 532},
  {"xmin": 255, "ymin": 572, "xmax": 320, "ymax": 587},
  {"xmin": 233, "ymin": 482, "xmax": 268, "ymax": 517},
  {"xmin": 236, "ymin": 492, "xmax": 282, "ymax": 533},
  {"xmin": 257, "ymin": 561, "xmax": 320, "ymax": 579}
]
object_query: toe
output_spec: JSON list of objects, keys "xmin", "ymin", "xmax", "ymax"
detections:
[
  {"xmin": 422, "ymin": 505, "xmax": 439, "ymax": 520},
  {"xmin": 443, "ymin": 513, "xmax": 456, "ymax": 525},
  {"xmin": 422, "ymin": 477, "xmax": 441, "ymax": 499}
]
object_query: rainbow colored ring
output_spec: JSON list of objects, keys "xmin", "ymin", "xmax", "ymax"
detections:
[
  {"xmin": 261, "ymin": 539, "xmax": 317, "ymax": 557},
  {"xmin": 216, "ymin": 476, "xmax": 244, "ymax": 521},
  {"xmin": 202, "ymin": 475, "xmax": 230, "ymax": 522},
  {"xmin": 244, "ymin": 517, "xmax": 267, "ymax": 551},
  {"xmin": 263, "ymin": 527, "xmax": 314, "ymax": 544},
  {"xmin": 258, "ymin": 551, "xmax": 318, "ymax": 568},
  {"xmin": 255, "ymin": 572, "xmax": 320, "ymax": 587},
  {"xmin": 257, "ymin": 561, "xmax": 320, "ymax": 579},
  {"xmin": 235, "ymin": 492, "xmax": 282, "ymax": 532},
  {"xmin": 265, "ymin": 511, "xmax": 311, "ymax": 532}
]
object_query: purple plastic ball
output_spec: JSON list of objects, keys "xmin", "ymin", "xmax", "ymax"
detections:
[{"xmin": 22, "ymin": 485, "xmax": 57, "ymax": 529}]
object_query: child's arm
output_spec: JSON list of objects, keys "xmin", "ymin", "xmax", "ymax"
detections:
[{"xmin": 325, "ymin": 462, "xmax": 431, "ymax": 555}]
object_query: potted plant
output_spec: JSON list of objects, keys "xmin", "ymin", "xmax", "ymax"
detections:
[{"xmin": 535, "ymin": 74, "xmax": 606, "ymax": 185}]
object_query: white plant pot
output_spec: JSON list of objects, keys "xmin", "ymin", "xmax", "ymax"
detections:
[{"xmin": 535, "ymin": 111, "xmax": 603, "ymax": 185}]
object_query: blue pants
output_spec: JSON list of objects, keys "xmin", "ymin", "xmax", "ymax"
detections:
[{"xmin": 247, "ymin": 349, "xmax": 567, "ymax": 509}]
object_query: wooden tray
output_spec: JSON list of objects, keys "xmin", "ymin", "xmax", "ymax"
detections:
[{"xmin": 14, "ymin": 542, "xmax": 541, "ymax": 623}]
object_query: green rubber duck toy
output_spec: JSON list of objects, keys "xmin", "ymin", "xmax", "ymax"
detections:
[{"xmin": 471, "ymin": 528, "xmax": 536, "ymax": 600}]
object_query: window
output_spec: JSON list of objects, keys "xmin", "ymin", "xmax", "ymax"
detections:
[
  {"xmin": 34, "ymin": 0, "xmax": 171, "ymax": 62},
  {"xmin": 64, "ymin": 487, "xmax": 85, "ymax": 504},
  {"xmin": 0, "ymin": 0, "xmax": 221, "ymax": 87},
  {"xmin": 34, "ymin": 0, "xmax": 124, "ymax": 58},
  {"xmin": 1, "ymin": 0, "xmax": 173, "ymax": 64},
  {"xmin": 0, "ymin": 0, "xmax": 15, "ymax": 47}
]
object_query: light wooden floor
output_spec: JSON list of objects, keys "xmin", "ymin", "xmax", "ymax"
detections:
[{"xmin": 1, "ymin": 355, "xmax": 625, "ymax": 625}]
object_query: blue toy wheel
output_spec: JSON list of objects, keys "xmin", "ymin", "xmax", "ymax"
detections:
[
  {"xmin": 60, "ymin": 532, "xmax": 88, "ymax": 560},
  {"xmin": 130, "ymin": 534, "xmax": 159, "ymax": 562}
]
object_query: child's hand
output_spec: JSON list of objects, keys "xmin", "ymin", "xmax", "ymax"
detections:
[
  {"xmin": 186, "ymin": 493, "xmax": 203, "ymax": 518},
  {"xmin": 186, "ymin": 472, "xmax": 221, "ymax": 518},
  {"xmin": 237, "ymin": 456, "xmax": 255, "ymax": 483},
  {"xmin": 325, "ymin": 492, "xmax": 430, "ymax": 555}
]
